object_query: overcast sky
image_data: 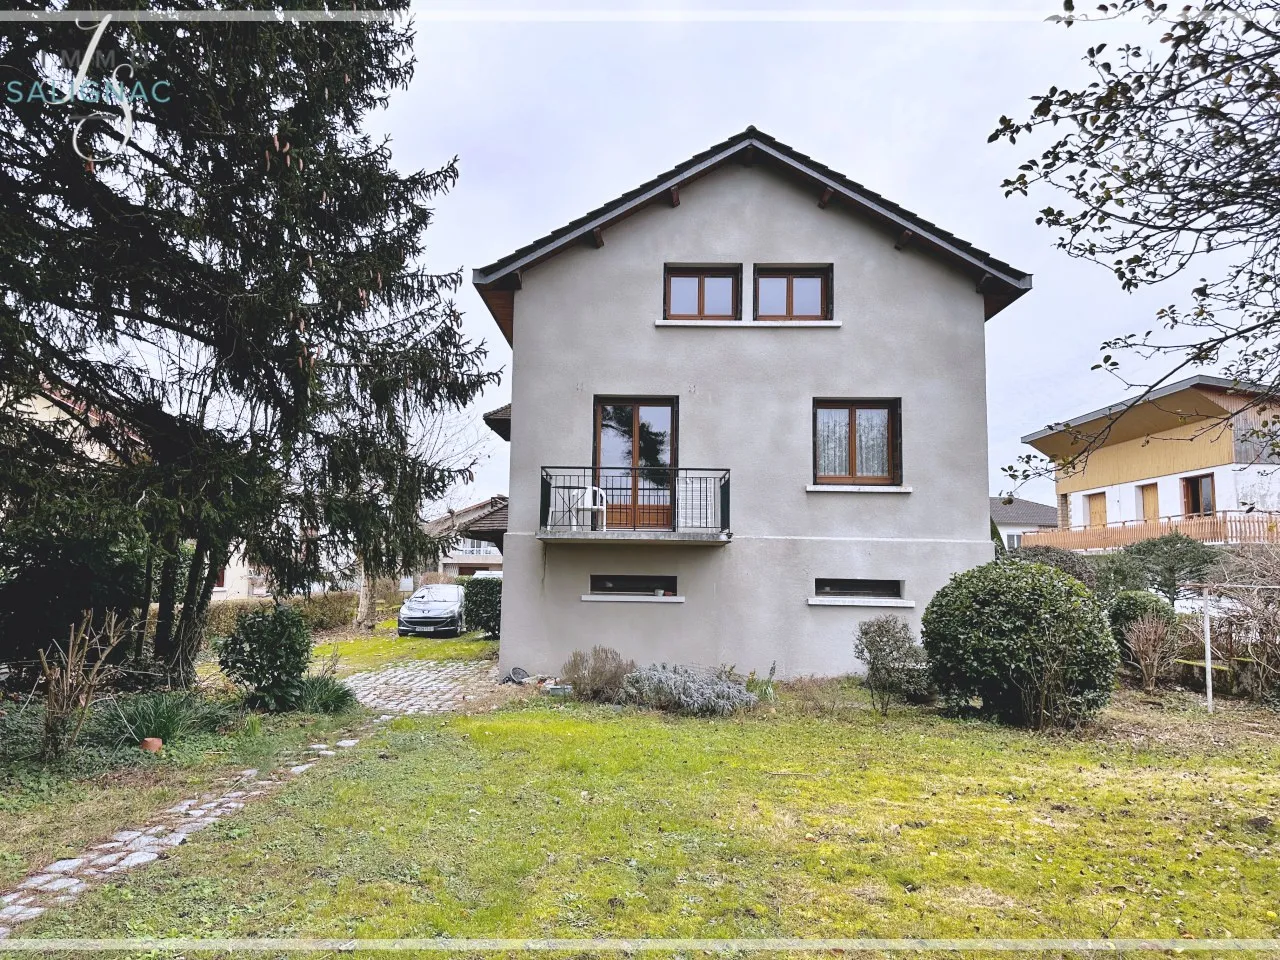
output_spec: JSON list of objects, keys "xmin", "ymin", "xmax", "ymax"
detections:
[{"xmin": 370, "ymin": 1, "xmax": 1180, "ymax": 510}]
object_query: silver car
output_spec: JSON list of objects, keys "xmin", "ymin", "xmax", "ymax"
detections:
[{"xmin": 397, "ymin": 584, "xmax": 466, "ymax": 637}]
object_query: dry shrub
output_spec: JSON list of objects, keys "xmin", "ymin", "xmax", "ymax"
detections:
[
  {"xmin": 1211, "ymin": 544, "xmax": 1280, "ymax": 696},
  {"xmin": 1124, "ymin": 613, "xmax": 1183, "ymax": 693},
  {"xmin": 561, "ymin": 645, "xmax": 635, "ymax": 703},
  {"xmin": 39, "ymin": 611, "xmax": 130, "ymax": 759}
]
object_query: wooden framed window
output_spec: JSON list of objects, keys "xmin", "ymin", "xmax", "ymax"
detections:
[
  {"xmin": 754, "ymin": 266, "xmax": 831, "ymax": 320},
  {"xmin": 664, "ymin": 266, "xmax": 740, "ymax": 320},
  {"xmin": 1182, "ymin": 473, "xmax": 1216, "ymax": 517},
  {"xmin": 590, "ymin": 574, "xmax": 677, "ymax": 596},
  {"xmin": 813, "ymin": 399, "xmax": 900, "ymax": 484},
  {"xmin": 815, "ymin": 578, "xmax": 902, "ymax": 599},
  {"xmin": 214, "ymin": 567, "xmax": 226, "ymax": 589}
]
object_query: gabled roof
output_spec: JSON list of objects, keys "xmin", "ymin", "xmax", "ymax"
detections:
[
  {"xmin": 989, "ymin": 496, "xmax": 1057, "ymax": 527},
  {"xmin": 472, "ymin": 126, "xmax": 1033, "ymax": 344},
  {"xmin": 1021, "ymin": 375, "xmax": 1267, "ymax": 458},
  {"xmin": 482, "ymin": 403, "xmax": 510, "ymax": 442},
  {"xmin": 423, "ymin": 495, "xmax": 508, "ymax": 539}
]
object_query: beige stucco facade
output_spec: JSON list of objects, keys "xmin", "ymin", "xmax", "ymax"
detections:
[{"xmin": 497, "ymin": 162, "xmax": 1000, "ymax": 678}]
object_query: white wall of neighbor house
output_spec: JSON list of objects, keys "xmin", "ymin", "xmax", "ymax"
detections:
[
  {"xmin": 210, "ymin": 548, "xmax": 268, "ymax": 602},
  {"xmin": 499, "ymin": 162, "xmax": 996, "ymax": 679},
  {"xmin": 438, "ymin": 538, "xmax": 503, "ymax": 577},
  {"xmin": 1066, "ymin": 463, "xmax": 1280, "ymax": 527},
  {"xmin": 996, "ymin": 522, "xmax": 1052, "ymax": 550}
]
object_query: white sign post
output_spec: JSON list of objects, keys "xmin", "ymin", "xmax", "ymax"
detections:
[{"xmin": 1202, "ymin": 586, "xmax": 1214, "ymax": 714}]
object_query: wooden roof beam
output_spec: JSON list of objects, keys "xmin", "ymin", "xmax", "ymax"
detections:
[
  {"xmin": 894, "ymin": 229, "xmax": 915, "ymax": 251},
  {"xmin": 668, "ymin": 185, "xmax": 680, "ymax": 207},
  {"xmin": 818, "ymin": 186, "xmax": 833, "ymax": 209}
]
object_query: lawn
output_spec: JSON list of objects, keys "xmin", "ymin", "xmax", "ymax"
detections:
[
  {"xmin": 314, "ymin": 625, "xmax": 497, "ymax": 675},
  {"xmin": 15, "ymin": 685, "xmax": 1280, "ymax": 949}
]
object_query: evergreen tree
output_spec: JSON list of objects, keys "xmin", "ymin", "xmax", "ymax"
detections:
[{"xmin": 0, "ymin": 2, "xmax": 496, "ymax": 684}]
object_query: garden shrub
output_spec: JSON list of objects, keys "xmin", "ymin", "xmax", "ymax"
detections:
[
  {"xmin": 216, "ymin": 604, "xmax": 312, "ymax": 711},
  {"xmin": 103, "ymin": 691, "xmax": 237, "ymax": 747},
  {"xmin": 620, "ymin": 663, "xmax": 758, "ymax": 717},
  {"xmin": 1125, "ymin": 613, "xmax": 1183, "ymax": 693},
  {"xmin": 294, "ymin": 591, "xmax": 357, "ymax": 632},
  {"xmin": 561, "ymin": 645, "xmax": 636, "ymax": 702},
  {"xmin": 853, "ymin": 615, "xmax": 931, "ymax": 715},
  {"xmin": 921, "ymin": 559, "xmax": 1118, "ymax": 729},
  {"xmin": 463, "ymin": 577, "xmax": 502, "ymax": 639},
  {"xmin": 1108, "ymin": 590, "xmax": 1175, "ymax": 652},
  {"xmin": 1007, "ymin": 545, "xmax": 1097, "ymax": 590},
  {"xmin": 293, "ymin": 675, "xmax": 359, "ymax": 714},
  {"xmin": 204, "ymin": 598, "xmax": 271, "ymax": 640}
]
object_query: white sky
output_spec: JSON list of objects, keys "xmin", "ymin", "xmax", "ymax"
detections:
[{"xmin": 370, "ymin": 1, "xmax": 1183, "ymax": 510}]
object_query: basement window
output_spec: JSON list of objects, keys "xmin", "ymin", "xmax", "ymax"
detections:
[
  {"xmin": 815, "ymin": 578, "xmax": 902, "ymax": 599},
  {"xmin": 590, "ymin": 574, "xmax": 678, "ymax": 597}
]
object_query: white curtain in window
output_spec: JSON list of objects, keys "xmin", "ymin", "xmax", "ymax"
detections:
[
  {"xmin": 816, "ymin": 408, "xmax": 849, "ymax": 476},
  {"xmin": 855, "ymin": 408, "xmax": 890, "ymax": 477}
]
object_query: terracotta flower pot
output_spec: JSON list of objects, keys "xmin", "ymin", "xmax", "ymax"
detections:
[{"xmin": 140, "ymin": 737, "xmax": 163, "ymax": 753}]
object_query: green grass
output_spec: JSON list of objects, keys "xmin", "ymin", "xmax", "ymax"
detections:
[
  {"xmin": 18, "ymin": 687, "xmax": 1280, "ymax": 948},
  {"xmin": 316, "ymin": 629, "xmax": 497, "ymax": 675},
  {"xmin": 0, "ymin": 710, "xmax": 359, "ymax": 891}
]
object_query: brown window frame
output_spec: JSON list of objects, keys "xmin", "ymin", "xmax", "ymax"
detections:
[
  {"xmin": 754, "ymin": 265, "xmax": 832, "ymax": 321},
  {"xmin": 812, "ymin": 399, "xmax": 901, "ymax": 485},
  {"xmin": 664, "ymin": 265, "xmax": 741, "ymax": 321},
  {"xmin": 1182, "ymin": 473, "xmax": 1216, "ymax": 517}
]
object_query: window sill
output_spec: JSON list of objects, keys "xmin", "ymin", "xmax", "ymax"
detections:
[
  {"xmin": 807, "ymin": 597, "xmax": 916, "ymax": 608},
  {"xmin": 581, "ymin": 594, "xmax": 685, "ymax": 603},
  {"xmin": 655, "ymin": 320, "xmax": 841, "ymax": 328},
  {"xmin": 806, "ymin": 484, "xmax": 912, "ymax": 493}
]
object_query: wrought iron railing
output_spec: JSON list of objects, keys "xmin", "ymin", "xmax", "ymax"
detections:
[{"xmin": 539, "ymin": 467, "xmax": 730, "ymax": 533}]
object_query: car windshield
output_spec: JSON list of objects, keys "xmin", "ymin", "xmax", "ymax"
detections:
[{"xmin": 411, "ymin": 585, "xmax": 462, "ymax": 602}]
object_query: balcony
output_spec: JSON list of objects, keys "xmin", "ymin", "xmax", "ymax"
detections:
[
  {"xmin": 1021, "ymin": 510, "xmax": 1280, "ymax": 551},
  {"xmin": 538, "ymin": 467, "xmax": 731, "ymax": 545}
]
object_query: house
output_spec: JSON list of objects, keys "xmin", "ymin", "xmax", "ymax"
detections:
[
  {"xmin": 990, "ymin": 497, "xmax": 1058, "ymax": 550},
  {"xmin": 471, "ymin": 126, "xmax": 1032, "ymax": 677},
  {"xmin": 421, "ymin": 495, "xmax": 507, "ymax": 578},
  {"xmin": 1020, "ymin": 375, "xmax": 1280, "ymax": 551}
]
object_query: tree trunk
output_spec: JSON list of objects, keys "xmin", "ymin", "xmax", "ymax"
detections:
[
  {"xmin": 133, "ymin": 543, "xmax": 155, "ymax": 661},
  {"xmin": 171, "ymin": 541, "xmax": 224, "ymax": 689},
  {"xmin": 152, "ymin": 530, "xmax": 181, "ymax": 666},
  {"xmin": 167, "ymin": 535, "xmax": 210, "ymax": 687},
  {"xmin": 353, "ymin": 555, "xmax": 378, "ymax": 629}
]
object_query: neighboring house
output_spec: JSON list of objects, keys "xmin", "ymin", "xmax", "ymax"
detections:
[
  {"xmin": 990, "ymin": 497, "xmax": 1058, "ymax": 550},
  {"xmin": 1021, "ymin": 375, "xmax": 1280, "ymax": 551},
  {"xmin": 211, "ymin": 552, "xmax": 270, "ymax": 601},
  {"xmin": 471, "ymin": 126, "xmax": 1032, "ymax": 677},
  {"xmin": 422, "ymin": 495, "xmax": 506, "ymax": 578}
]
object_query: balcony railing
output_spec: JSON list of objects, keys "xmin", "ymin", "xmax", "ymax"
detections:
[
  {"xmin": 1022, "ymin": 510, "xmax": 1280, "ymax": 551},
  {"xmin": 539, "ymin": 466, "xmax": 730, "ymax": 537}
]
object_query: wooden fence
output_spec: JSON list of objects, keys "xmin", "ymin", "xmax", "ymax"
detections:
[{"xmin": 1021, "ymin": 510, "xmax": 1280, "ymax": 551}]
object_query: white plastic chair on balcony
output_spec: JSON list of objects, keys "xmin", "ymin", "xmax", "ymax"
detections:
[{"xmin": 565, "ymin": 485, "xmax": 608, "ymax": 531}]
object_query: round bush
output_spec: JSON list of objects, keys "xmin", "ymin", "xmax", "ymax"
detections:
[
  {"xmin": 922, "ymin": 559, "xmax": 1118, "ymax": 728},
  {"xmin": 1108, "ymin": 590, "xmax": 1176, "ymax": 652},
  {"xmin": 216, "ymin": 603, "xmax": 312, "ymax": 711},
  {"xmin": 1007, "ymin": 545, "xmax": 1097, "ymax": 590}
]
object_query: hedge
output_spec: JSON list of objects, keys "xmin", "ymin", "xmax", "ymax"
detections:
[
  {"xmin": 461, "ymin": 577, "xmax": 501, "ymax": 640},
  {"xmin": 204, "ymin": 590, "xmax": 357, "ymax": 640}
]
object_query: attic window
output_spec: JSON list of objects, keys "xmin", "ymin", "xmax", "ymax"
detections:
[
  {"xmin": 755, "ymin": 266, "xmax": 831, "ymax": 321},
  {"xmin": 665, "ymin": 266, "xmax": 740, "ymax": 321}
]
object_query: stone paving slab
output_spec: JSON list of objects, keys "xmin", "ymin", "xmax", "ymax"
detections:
[{"xmin": 345, "ymin": 659, "xmax": 499, "ymax": 715}]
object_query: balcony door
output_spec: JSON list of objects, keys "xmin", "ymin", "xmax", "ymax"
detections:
[{"xmin": 594, "ymin": 398, "xmax": 677, "ymax": 530}]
